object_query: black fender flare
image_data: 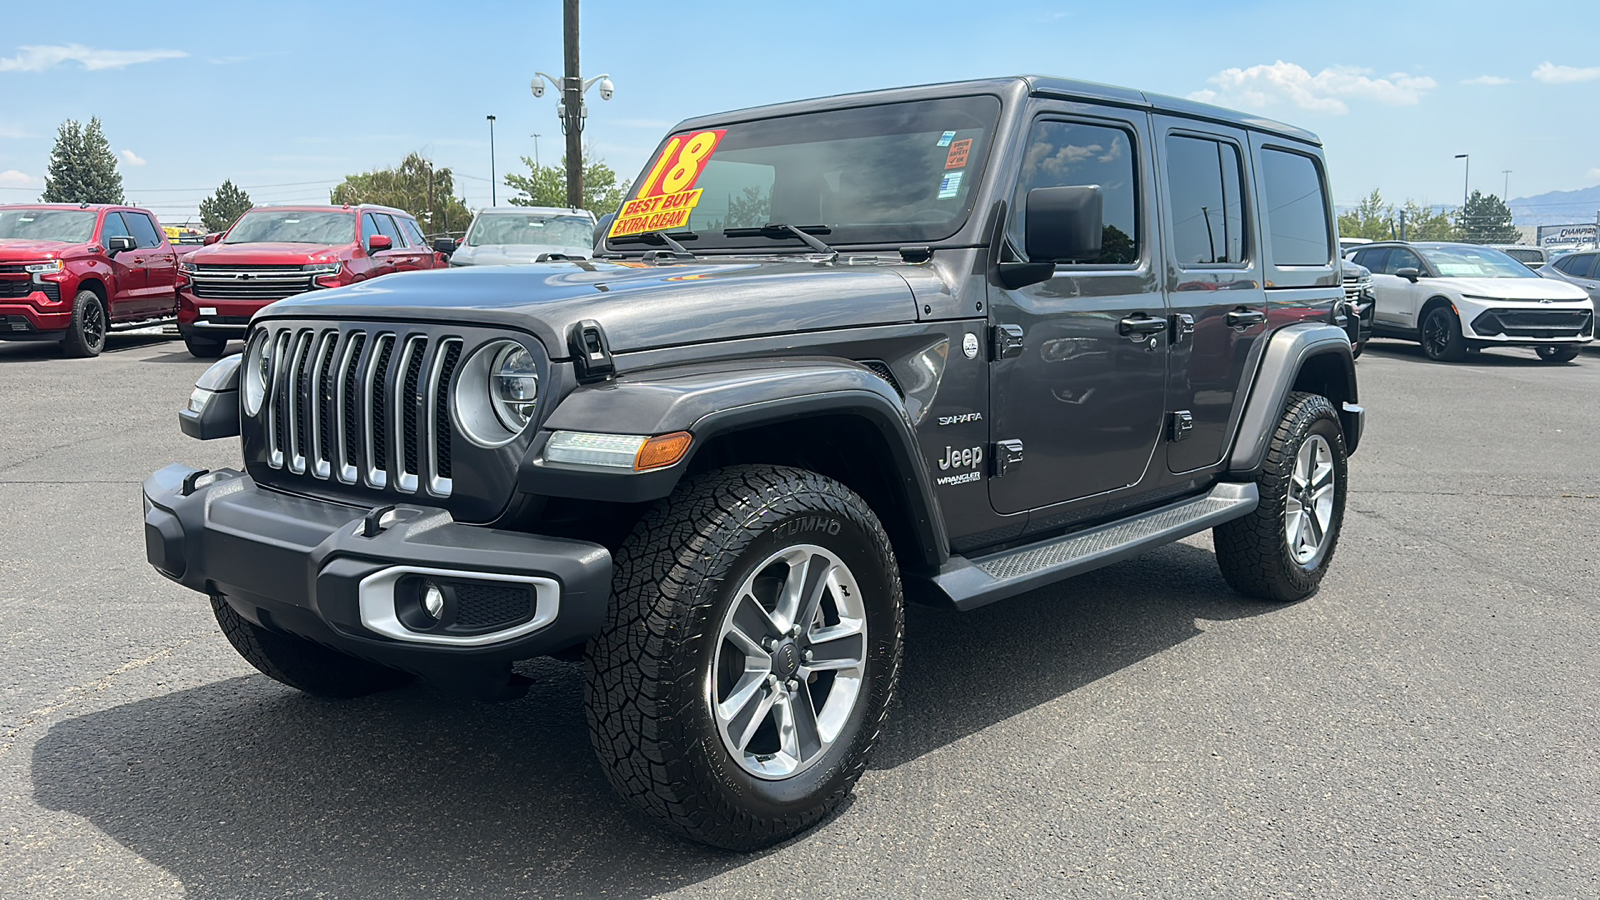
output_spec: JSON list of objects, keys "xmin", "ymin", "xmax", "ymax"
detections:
[
  {"xmin": 517, "ymin": 357, "xmax": 949, "ymax": 566},
  {"xmin": 1227, "ymin": 323, "xmax": 1361, "ymax": 476}
]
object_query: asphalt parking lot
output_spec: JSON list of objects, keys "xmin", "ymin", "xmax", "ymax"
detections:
[{"xmin": 1, "ymin": 333, "xmax": 1596, "ymax": 898}]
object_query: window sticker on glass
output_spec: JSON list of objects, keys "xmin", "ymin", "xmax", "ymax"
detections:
[
  {"xmin": 937, "ymin": 130, "xmax": 956, "ymax": 147},
  {"xmin": 945, "ymin": 139, "xmax": 972, "ymax": 170},
  {"xmin": 610, "ymin": 129, "xmax": 727, "ymax": 238},
  {"xmin": 1436, "ymin": 263, "xmax": 1484, "ymax": 277},
  {"xmin": 938, "ymin": 170, "xmax": 964, "ymax": 199}
]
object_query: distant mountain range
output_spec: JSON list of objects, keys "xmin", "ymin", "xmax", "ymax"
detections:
[{"xmin": 1510, "ymin": 185, "xmax": 1600, "ymax": 227}]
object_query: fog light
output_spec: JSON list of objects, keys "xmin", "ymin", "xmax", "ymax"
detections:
[{"xmin": 422, "ymin": 581, "xmax": 446, "ymax": 620}]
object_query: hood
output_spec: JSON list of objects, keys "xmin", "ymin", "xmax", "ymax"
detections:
[
  {"xmin": 1438, "ymin": 276, "xmax": 1590, "ymax": 302},
  {"xmin": 0, "ymin": 239, "xmax": 82, "ymax": 259},
  {"xmin": 262, "ymin": 257, "xmax": 922, "ymax": 356},
  {"xmin": 451, "ymin": 243, "xmax": 594, "ymax": 266},
  {"xmin": 186, "ymin": 241, "xmax": 348, "ymax": 265}
]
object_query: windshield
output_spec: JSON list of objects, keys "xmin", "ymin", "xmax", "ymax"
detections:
[
  {"xmin": 606, "ymin": 95, "xmax": 1001, "ymax": 250},
  {"xmin": 224, "ymin": 211, "xmax": 355, "ymax": 245},
  {"xmin": 467, "ymin": 213, "xmax": 593, "ymax": 248},
  {"xmin": 1420, "ymin": 245, "xmax": 1540, "ymax": 279},
  {"xmin": 0, "ymin": 209, "xmax": 97, "ymax": 243}
]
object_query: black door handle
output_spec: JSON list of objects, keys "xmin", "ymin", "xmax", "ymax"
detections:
[
  {"xmin": 1118, "ymin": 315, "xmax": 1167, "ymax": 336},
  {"xmin": 1227, "ymin": 308, "xmax": 1266, "ymax": 328}
]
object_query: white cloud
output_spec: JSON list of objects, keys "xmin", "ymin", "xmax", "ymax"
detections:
[
  {"xmin": 1589, "ymin": 168, "xmax": 1600, "ymax": 181},
  {"xmin": 1189, "ymin": 61, "xmax": 1437, "ymax": 115},
  {"xmin": 0, "ymin": 43, "xmax": 186, "ymax": 73},
  {"xmin": 1463, "ymin": 75, "xmax": 1512, "ymax": 85},
  {"xmin": 1532, "ymin": 62, "xmax": 1600, "ymax": 84},
  {"xmin": 120, "ymin": 149, "xmax": 146, "ymax": 166},
  {"xmin": 0, "ymin": 169, "xmax": 41, "ymax": 188}
]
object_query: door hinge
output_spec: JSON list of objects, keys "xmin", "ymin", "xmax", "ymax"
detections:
[
  {"xmin": 568, "ymin": 319, "xmax": 615, "ymax": 383},
  {"xmin": 1169, "ymin": 410, "xmax": 1194, "ymax": 442},
  {"xmin": 992, "ymin": 439, "xmax": 1024, "ymax": 476},
  {"xmin": 1170, "ymin": 313, "xmax": 1195, "ymax": 344},
  {"xmin": 990, "ymin": 324, "xmax": 1025, "ymax": 360}
]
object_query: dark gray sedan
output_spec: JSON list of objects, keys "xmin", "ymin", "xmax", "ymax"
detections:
[{"xmin": 1542, "ymin": 250, "xmax": 1600, "ymax": 304}]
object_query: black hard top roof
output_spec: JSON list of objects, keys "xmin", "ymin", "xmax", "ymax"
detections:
[{"xmin": 673, "ymin": 75, "xmax": 1321, "ymax": 146}]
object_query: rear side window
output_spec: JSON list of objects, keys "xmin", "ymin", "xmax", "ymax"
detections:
[
  {"xmin": 1260, "ymin": 148, "xmax": 1332, "ymax": 266},
  {"xmin": 1012, "ymin": 119, "xmax": 1140, "ymax": 265},
  {"xmin": 399, "ymin": 218, "xmax": 427, "ymax": 247},
  {"xmin": 1352, "ymin": 247, "xmax": 1389, "ymax": 273},
  {"xmin": 124, "ymin": 211, "xmax": 163, "ymax": 248},
  {"xmin": 100, "ymin": 212, "xmax": 132, "ymax": 244},
  {"xmin": 1165, "ymin": 135, "xmax": 1246, "ymax": 265},
  {"xmin": 1564, "ymin": 254, "xmax": 1597, "ymax": 278}
]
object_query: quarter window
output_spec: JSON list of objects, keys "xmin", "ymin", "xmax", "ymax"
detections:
[
  {"xmin": 1353, "ymin": 247, "xmax": 1389, "ymax": 273},
  {"xmin": 1260, "ymin": 148, "xmax": 1332, "ymax": 266},
  {"xmin": 1165, "ymin": 135, "xmax": 1246, "ymax": 265},
  {"xmin": 1011, "ymin": 119, "xmax": 1139, "ymax": 265},
  {"xmin": 1565, "ymin": 254, "xmax": 1597, "ymax": 278},
  {"xmin": 400, "ymin": 218, "xmax": 427, "ymax": 247}
]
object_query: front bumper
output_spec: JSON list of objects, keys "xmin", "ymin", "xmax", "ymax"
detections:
[
  {"xmin": 0, "ymin": 297, "xmax": 71, "ymax": 339},
  {"xmin": 177, "ymin": 289, "xmax": 266, "ymax": 338},
  {"xmin": 1459, "ymin": 302, "xmax": 1593, "ymax": 344},
  {"xmin": 143, "ymin": 464, "xmax": 612, "ymax": 675}
]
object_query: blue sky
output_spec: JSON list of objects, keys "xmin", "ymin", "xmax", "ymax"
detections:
[{"xmin": 1, "ymin": 0, "xmax": 1596, "ymax": 226}]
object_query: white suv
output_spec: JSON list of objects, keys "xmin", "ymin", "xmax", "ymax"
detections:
[{"xmin": 1347, "ymin": 241, "xmax": 1594, "ymax": 362}]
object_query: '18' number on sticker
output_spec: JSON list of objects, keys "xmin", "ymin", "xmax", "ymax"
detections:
[{"xmin": 637, "ymin": 129, "xmax": 725, "ymax": 198}]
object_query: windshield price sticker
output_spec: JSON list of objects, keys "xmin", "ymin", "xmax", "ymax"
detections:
[{"xmin": 610, "ymin": 129, "xmax": 726, "ymax": 238}]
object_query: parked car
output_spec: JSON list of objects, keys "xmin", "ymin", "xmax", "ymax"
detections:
[
  {"xmin": 1340, "ymin": 257, "xmax": 1375, "ymax": 357},
  {"xmin": 1339, "ymin": 237, "xmax": 1373, "ymax": 254},
  {"xmin": 0, "ymin": 203, "xmax": 179, "ymax": 357},
  {"xmin": 1346, "ymin": 241, "xmax": 1593, "ymax": 362},
  {"xmin": 176, "ymin": 204, "xmax": 445, "ymax": 358},
  {"xmin": 442, "ymin": 206, "xmax": 596, "ymax": 266},
  {"xmin": 1540, "ymin": 250, "xmax": 1600, "ymax": 306},
  {"xmin": 1489, "ymin": 244, "xmax": 1548, "ymax": 271},
  {"xmin": 147, "ymin": 75, "xmax": 1363, "ymax": 850}
]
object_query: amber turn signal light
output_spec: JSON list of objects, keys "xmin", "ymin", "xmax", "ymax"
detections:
[{"xmin": 635, "ymin": 431, "xmax": 692, "ymax": 470}]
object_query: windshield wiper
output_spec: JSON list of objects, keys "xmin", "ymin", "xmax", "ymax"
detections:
[
  {"xmin": 724, "ymin": 223, "xmax": 837, "ymax": 259},
  {"xmin": 610, "ymin": 230, "xmax": 696, "ymax": 257}
]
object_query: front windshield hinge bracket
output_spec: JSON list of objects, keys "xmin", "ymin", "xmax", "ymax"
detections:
[{"xmin": 899, "ymin": 246, "xmax": 933, "ymax": 263}]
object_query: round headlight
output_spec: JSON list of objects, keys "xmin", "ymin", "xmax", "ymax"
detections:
[
  {"xmin": 453, "ymin": 340, "xmax": 539, "ymax": 447},
  {"xmin": 242, "ymin": 332, "xmax": 271, "ymax": 416},
  {"xmin": 490, "ymin": 344, "xmax": 539, "ymax": 430}
]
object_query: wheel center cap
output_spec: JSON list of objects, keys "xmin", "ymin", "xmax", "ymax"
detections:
[{"xmin": 773, "ymin": 640, "xmax": 801, "ymax": 678}]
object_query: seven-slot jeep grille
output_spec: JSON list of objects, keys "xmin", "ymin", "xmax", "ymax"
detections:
[{"xmin": 261, "ymin": 326, "xmax": 461, "ymax": 497}]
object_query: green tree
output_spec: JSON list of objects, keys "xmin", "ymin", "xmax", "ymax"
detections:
[
  {"xmin": 1400, "ymin": 200, "xmax": 1457, "ymax": 241},
  {"xmin": 505, "ymin": 150, "xmax": 631, "ymax": 218},
  {"xmin": 41, "ymin": 117, "xmax": 124, "ymax": 204},
  {"xmin": 198, "ymin": 179, "xmax": 253, "ymax": 233},
  {"xmin": 1454, "ymin": 190, "xmax": 1520, "ymax": 244},
  {"xmin": 330, "ymin": 152, "xmax": 472, "ymax": 236},
  {"xmin": 1337, "ymin": 188, "xmax": 1394, "ymax": 241}
]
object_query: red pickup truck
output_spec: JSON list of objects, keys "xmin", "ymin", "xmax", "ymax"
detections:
[
  {"xmin": 0, "ymin": 203, "xmax": 179, "ymax": 357},
  {"xmin": 177, "ymin": 204, "xmax": 446, "ymax": 357}
]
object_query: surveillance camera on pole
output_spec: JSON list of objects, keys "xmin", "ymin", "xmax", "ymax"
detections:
[{"xmin": 530, "ymin": 1, "xmax": 617, "ymax": 209}]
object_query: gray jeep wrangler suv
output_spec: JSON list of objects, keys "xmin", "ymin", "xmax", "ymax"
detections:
[{"xmin": 145, "ymin": 76, "xmax": 1363, "ymax": 850}]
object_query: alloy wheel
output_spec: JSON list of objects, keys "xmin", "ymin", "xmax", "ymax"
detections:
[
  {"xmin": 83, "ymin": 299, "xmax": 106, "ymax": 351},
  {"xmin": 710, "ymin": 544, "xmax": 868, "ymax": 780},
  {"xmin": 1285, "ymin": 434, "xmax": 1336, "ymax": 566}
]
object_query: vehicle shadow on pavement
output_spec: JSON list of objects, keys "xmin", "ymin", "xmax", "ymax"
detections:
[
  {"xmin": 30, "ymin": 542, "xmax": 1278, "ymax": 897},
  {"xmin": 1361, "ymin": 339, "xmax": 1570, "ymax": 366},
  {"xmin": 0, "ymin": 334, "xmax": 176, "ymax": 363}
]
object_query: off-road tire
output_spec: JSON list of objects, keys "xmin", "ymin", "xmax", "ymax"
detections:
[
  {"xmin": 1535, "ymin": 345, "xmax": 1580, "ymax": 363},
  {"xmin": 184, "ymin": 333, "xmax": 228, "ymax": 359},
  {"xmin": 585, "ymin": 465, "xmax": 903, "ymax": 851},
  {"xmin": 61, "ymin": 290, "xmax": 107, "ymax": 358},
  {"xmin": 210, "ymin": 594, "xmax": 415, "ymax": 698},
  {"xmin": 1420, "ymin": 306, "xmax": 1468, "ymax": 362},
  {"xmin": 1213, "ymin": 392, "xmax": 1348, "ymax": 602}
]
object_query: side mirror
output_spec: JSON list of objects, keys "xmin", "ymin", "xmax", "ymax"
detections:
[
  {"xmin": 593, "ymin": 213, "xmax": 615, "ymax": 250},
  {"xmin": 1025, "ymin": 185, "xmax": 1103, "ymax": 262},
  {"xmin": 1395, "ymin": 267, "xmax": 1420, "ymax": 282},
  {"xmin": 367, "ymin": 234, "xmax": 393, "ymax": 252},
  {"xmin": 202, "ymin": 232, "xmax": 222, "ymax": 246},
  {"xmin": 432, "ymin": 237, "xmax": 457, "ymax": 256},
  {"xmin": 107, "ymin": 235, "xmax": 137, "ymax": 255}
]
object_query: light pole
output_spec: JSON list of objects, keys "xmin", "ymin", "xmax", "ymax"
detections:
[
  {"xmin": 530, "ymin": 0, "xmax": 615, "ymax": 209},
  {"xmin": 487, "ymin": 115, "xmax": 498, "ymax": 207},
  {"xmin": 531, "ymin": 133, "xmax": 541, "ymax": 168},
  {"xmin": 1454, "ymin": 153, "xmax": 1469, "ymax": 210},
  {"xmin": 1502, "ymin": 169, "xmax": 1511, "ymax": 200}
]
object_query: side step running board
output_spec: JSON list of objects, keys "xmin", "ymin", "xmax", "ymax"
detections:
[
  {"xmin": 920, "ymin": 482, "xmax": 1259, "ymax": 611},
  {"xmin": 110, "ymin": 316, "xmax": 178, "ymax": 333}
]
